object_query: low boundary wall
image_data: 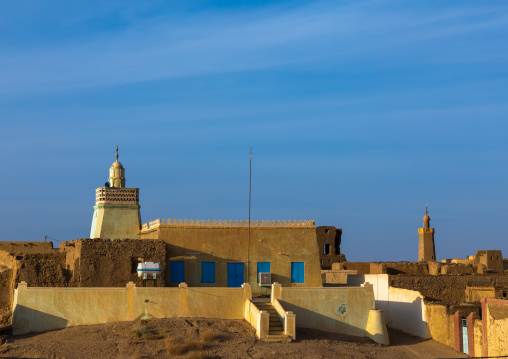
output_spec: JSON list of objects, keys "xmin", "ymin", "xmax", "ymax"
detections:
[
  {"xmin": 272, "ymin": 282, "xmax": 388, "ymax": 344},
  {"xmin": 12, "ymin": 282, "xmax": 248, "ymax": 335},
  {"xmin": 348, "ymin": 274, "xmax": 430, "ymax": 338},
  {"xmin": 13, "ymin": 281, "xmax": 388, "ymax": 345}
]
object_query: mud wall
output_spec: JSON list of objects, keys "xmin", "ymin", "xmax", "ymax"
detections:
[
  {"xmin": 390, "ymin": 275, "xmax": 508, "ymax": 302},
  {"xmin": 0, "ymin": 241, "xmax": 54, "ymax": 255},
  {"xmin": 484, "ymin": 299, "xmax": 508, "ymax": 357},
  {"xmin": 316, "ymin": 226, "xmax": 345, "ymax": 269},
  {"xmin": 425, "ymin": 304, "xmax": 455, "ymax": 347},
  {"xmin": 74, "ymin": 238, "xmax": 166, "ymax": 287},
  {"xmin": 373, "ymin": 262, "xmax": 430, "ymax": 275},
  {"xmin": 16, "ymin": 252, "xmax": 68, "ymax": 287},
  {"xmin": 0, "ymin": 251, "xmax": 16, "ymax": 311},
  {"xmin": 340, "ymin": 262, "xmax": 371, "ymax": 274},
  {"xmin": 343, "ymin": 261, "xmax": 480, "ymax": 276}
]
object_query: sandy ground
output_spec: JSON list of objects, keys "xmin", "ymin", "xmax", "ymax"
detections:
[{"xmin": 0, "ymin": 318, "xmax": 468, "ymax": 359}]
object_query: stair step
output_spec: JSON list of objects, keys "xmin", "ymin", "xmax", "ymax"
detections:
[
  {"xmin": 264, "ymin": 337, "xmax": 291, "ymax": 343},
  {"xmin": 268, "ymin": 331, "xmax": 285, "ymax": 335}
]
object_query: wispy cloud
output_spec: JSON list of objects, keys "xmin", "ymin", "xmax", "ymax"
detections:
[{"xmin": 1, "ymin": 1, "xmax": 507, "ymax": 96}]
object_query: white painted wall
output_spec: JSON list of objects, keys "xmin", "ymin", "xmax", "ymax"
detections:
[{"xmin": 347, "ymin": 274, "xmax": 430, "ymax": 339}]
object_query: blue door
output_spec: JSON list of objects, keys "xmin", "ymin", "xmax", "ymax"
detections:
[
  {"xmin": 227, "ymin": 263, "xmax": 244, "ymax": 287},
  {"xmin": 462, "ymin": 319, "xmax": 469, "ymax": 354},
  {"xmin": 170, "ymin": 261, "xmax": 185, "ymax": 283}
]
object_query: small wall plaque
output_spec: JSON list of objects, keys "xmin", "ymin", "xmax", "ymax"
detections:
[{"xmin": 335, "ymin": 303, "xmax": 348, "ymax": 316}]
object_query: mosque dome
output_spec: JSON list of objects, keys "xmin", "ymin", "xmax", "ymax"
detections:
[
  {"xmin": 108, "ymin": 146, "xmax": 126, "ymax": 188},
  {"xmin": 423, "ymin": 205, "xmax": 430, "ymax": 228},
  {"xmin": 111, "ymin": 160, "xmax": 124, "ymax": 168}
]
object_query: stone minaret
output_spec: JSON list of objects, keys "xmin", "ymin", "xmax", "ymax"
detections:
[
  {"xmin": 90, "ymin": 147, "xmax": 141, "ymax": 239},
  {"xmin": 418, "ymin": 205, "xmax": 436, "ymax": 262}
]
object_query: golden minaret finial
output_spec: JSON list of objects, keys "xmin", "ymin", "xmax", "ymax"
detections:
[
  {"xmin": 115, "ymin": 145, "xmax": 119, "ymax": 161},
  {"xmin": 425, "ymin": 204, "xmax": 428, "ymax": 215}
]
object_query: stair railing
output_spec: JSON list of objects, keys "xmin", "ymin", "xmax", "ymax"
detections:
[
  {"xmin": 272, "ymin": 297, "xmax": 296, "ymax": 340},
  {"xmin": 244, "ymin": 299, "xmax": 269, "ymax": 339}
]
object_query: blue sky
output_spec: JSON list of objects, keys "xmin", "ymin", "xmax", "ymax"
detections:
[{"xmin": 0, "ymin": 1, "xmax": 507, "ymax": 261}]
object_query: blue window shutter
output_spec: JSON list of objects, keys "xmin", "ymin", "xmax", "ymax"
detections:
[
  {"xmin": 291, "ymin": 262, "xmax": 304, "ymax": 283},
  {"xmin": 171, "ymin": 261, "xmax": 184, "ymax": 283},
  {"xmin": 201, "ymin": 262, "xmax": 206, "ymax": 283},
  {"xmin": 202, "ymin": 262, "xmax": 215, "ymax": 283},
  {"xmin": 210, "ymin": 262, "xmax": 215, "ymax": 283},
  {"xmin": 257, "ymin": 262, "xmax": 270, "ymax": 275}
]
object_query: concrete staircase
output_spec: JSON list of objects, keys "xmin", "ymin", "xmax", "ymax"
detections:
[{"xmin": 253, "ymin": 300, "xmax": 291, "ymax": 342}]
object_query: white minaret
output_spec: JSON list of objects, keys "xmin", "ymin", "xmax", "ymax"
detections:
[{"xmin": 90, "ymin": 147, "xmax": 141, "ymax": 239}]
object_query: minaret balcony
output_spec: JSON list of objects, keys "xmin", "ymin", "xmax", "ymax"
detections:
[{"xmin": 95, "ymin": 187, "xmax": 139, "ymax": 205}]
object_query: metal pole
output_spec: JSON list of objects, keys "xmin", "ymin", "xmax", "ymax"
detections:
[{"xmin": 247, "ymin": 147, "xmax": 252, "ymax": 284}]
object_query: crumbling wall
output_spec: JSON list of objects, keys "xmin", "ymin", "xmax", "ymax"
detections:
[
  {"xmin": 369, "ymin": 262, "xmax": 430, "ymax": 275},
  {"xmin": 75, "ymin": 238, "xmax": 166, "ymax": 287},
  {"xmin": 340, "ymin": 261, "xmax": 430, "ymax": 275},
  {"xmin": 316, "ymin": 226, "xmax": 345, "ymax": 269},
  {"xmin": 0, "ymin": 250, "xmax": 16, "ymax": 311},
  {"xmin": 474, "ymin": 250, "xmax": 503, "ymax": 273},
  {"xmin": 390, "ymin": 275, "xmax": 508, "ymax": 302},
  {"xmin": 59, "ymin": 240, "xmax": 81, "ymax": 283},
  {"xmin": 341, "ymin": 261, "xmax": 477, "ymax": 276},
  {"xmin": 1, "ymin": 239, "xmax": 166, "ymax": 291},
  {"xmin": 16, "ymin": 252, "xmax": 68, "ymax": 287},
  {"xmin": 0, "ymin": 241, "xmax": 54, "ymax": 255},
  {"xmin": 440, "ymin": 264, "xmax": 474, "ymax": 275}
]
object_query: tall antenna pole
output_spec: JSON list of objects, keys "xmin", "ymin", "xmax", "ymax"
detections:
[{"xmin": 247, "ymin": 147, "xmax": 252, "ymax": 283}]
